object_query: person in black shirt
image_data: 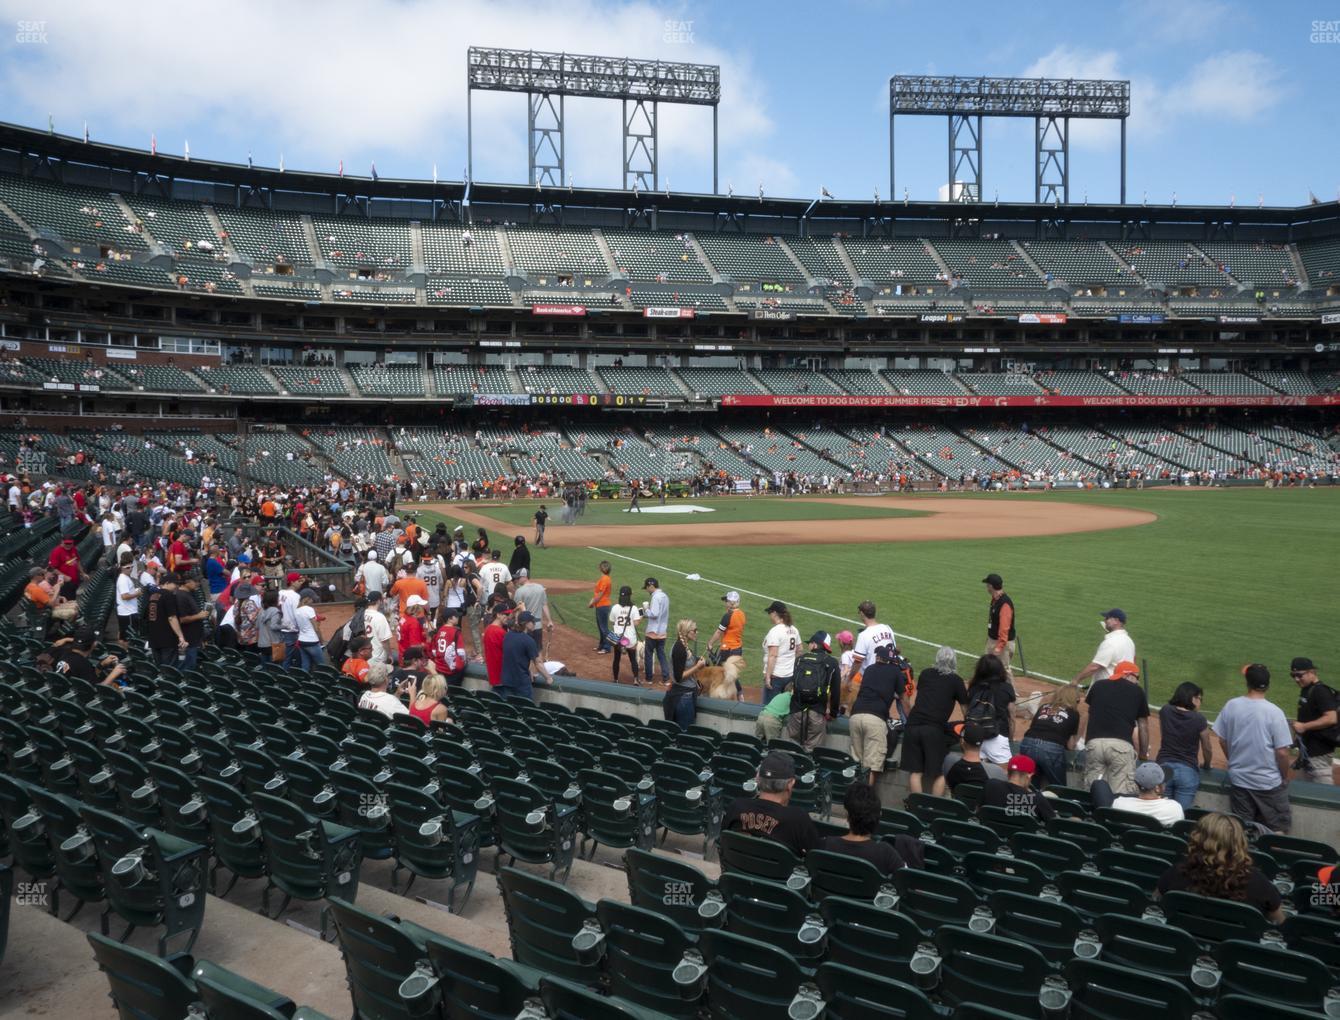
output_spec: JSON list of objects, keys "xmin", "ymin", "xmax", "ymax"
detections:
[
  {"xmin": 818, "ymin": 781, "xmax": 921, "ymax": 875},
  {"xmin": 144, "ymin": 572, "xmax": 187, "ymax": 666},
  {"xmin": 175, "ymin": 575, "xmax": 208, "ymax": 671},
  {"xmin": 1019, "ymin": 684, "xmax": 1082, "ymax": 789},
  {"xmin": 1156, "ymin": 682, "xmax": 1214, "ymax": 810},
  {"xmin": 903, "ymin": 645, "xmax": 968, "ymax": 795},
  {"xmin": 1155, "ymin": 813, "xmax": 1283, "ymax": 922},
  {"xmin": 533, "ymin": 506, "xmax": 548, "ymax": 548},
  {"xmin": 1291, "ymin": 657, "xmax": 1338, "ymax": 785},
  {"xmin": 848, "ymin": 645, "xmax": 905, "ymax": 785},
  {"xmin": 980, "ymin": 754, "xmax": 1055, "ymax": 821},
  {"xmin": 1082, "ymin": 660, "xmax": 1150, "ymax": 795},
  {"xmin": 944, "ymin": 722, "xmax": 1004, "ymax": 791},
  {"xmin": 721, "ymin": 751, "xmax": 819, "ymax": 857},
  {"xmin": 508, "ymin": 536, "xmax": 531, "ymax": 577},
  {"xmin": 785, "ymin": 632, "xmax": 842, "ymax": 751},
  {"xmin": 53, "ymin": 627, "xmax": 127, "ymax": 688}
]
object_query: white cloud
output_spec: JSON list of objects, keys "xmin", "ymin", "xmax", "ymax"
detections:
[
  {"xmin": 1172, "ymin": 51, "xmax": 1284, "ymax": 120},
  {"xmin": 0, "ymin": 0, "xmax": 791, "ymax": 193},
  {"xmin": 1122, "ymin": 0, "xmax": 1232, "ymax": 43}
]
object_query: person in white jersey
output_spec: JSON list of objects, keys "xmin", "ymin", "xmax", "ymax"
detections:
[
  {"xmin": 415, "ymin": 552, "xmax": 442, "ymax": 622},
  {"xmin": 762, "ymin": 600, "xmax": 803, "ymax": 706},
  {"xmin": 1073, "ymin": 608, "xmax": 1136, "ymax": 684}
]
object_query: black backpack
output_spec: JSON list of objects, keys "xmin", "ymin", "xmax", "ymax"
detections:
[
  {"xmin": 326, "ymin": 607, "xmax": 364, "ymax": 664},
  {"xmin": 965, "ymin": 683, "xmax": 1000, "ymax": 740},
  {"xmin": 792, "ymin": 652, "xmax": 826, "ymax": 707}
]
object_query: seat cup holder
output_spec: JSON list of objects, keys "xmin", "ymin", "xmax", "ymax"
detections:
[
  {"xmin": 418, "ymin": 818, "xmax": 445, "ymax": 846},
  {"xmin": 396, "ymin": 960, "xmax": 442, "ymax": 1017},
  {"xmin": 1190, "ymin": 955, "xmax": 1221, "ymax": 992},
  {"xmin": 1073, "ymin": 930, "xmax": 1101, "ymax": 960},
  {"xmin": 59, "ymin": 827, "xmax": 96, "ymax": 862},
  {"xmin": 909, "ymin": 942, "xmax": 941, "ymax": 991},
  {"xmin": 671, "ymin": 949, "xmax": 708, "ymax": 999},
  {"xmin": 111, "ymin": 847, "xmax": 150, "ymax": 888},
  {"xmin": 571, "ymin": 918, "xmax": 606, "ymax": 962},
  {"xmin": 1039, "ymin": 975, "xmax": 1072, "ymax": 1020},
  {"xmin": 787, "ymin": 983, "xmax": 824, "ymax": 1020},
  {"xmin": 968, "ymin": 906, "xmax": 995, "ymax": 933},
  {"xmin": 697, "ymin": 889, "xmax": 726, "ymax": 922}
]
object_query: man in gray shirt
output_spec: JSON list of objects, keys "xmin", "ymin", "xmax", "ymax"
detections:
[
  {"xmin": 1213, "ymin": 663, "xmax": 1294, "ymax": 834},
  {"xmin": 513, "ymin": 569, "xmax": 554, "ymax": 658},
  {"xmin": 642, "ymin": 576, "xmax": 671, "ymax": 685}
]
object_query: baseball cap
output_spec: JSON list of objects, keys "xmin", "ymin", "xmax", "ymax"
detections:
[
  {"xmin": 516, "ymin": 567, "xmax": 528, "ymax": 577},
  {"xmin": 643, "ymin": 577, "xmax": 659, "ymax": 589},
  {"xmin": 1109, "ymin": 660, "xmax": 1140, "ymax": 681},
  {"xmin": 441, "ymin": 606, "xmax": 462, "ymax": 621},
  {"xmin": 1243, "ymin": 663, "xmax": 1271, "ymax": 690},
  {"xmin": 1290, "ymin": 657, "xmax": 1316, "ymax": 676},
  {"xmin": 285, "ymin": 571, "xmax": 303, "ymax": 584},
  {"xmin": 764, "ymin": 599, "xmax": 787, "ymax": 615},
  {"xmin": 874, "ymin": 642, "xmax": 895, "ymax": 661},
  {"xmin": 810, "ymin": 631, "xmax": 831, "ymax": 651},
  {"xmin": 960, "ymin": 721, "xmax": 987, "ymax": 747},
  {"xmin": 405, "ymin": 595, "xmax": 428, "ymax": 608},
  {"xmin": 982, "ymin": 573, "xmax": 1004, "ymax": 588},
  {"xmin": 1101, "ymin": 608, "xmax": 1127, "ymax": 624},
  {"xmin": 758, "ymin": 751, "xmax": 796, "ymax": 781},
  {"xmin": 1007, "ymin": 754, "xmax": 1036, "ymax": 776},
  {"xmin": 367, "ymin": 550, "xmax": 378, "ymax": 561},
  {"xmin": 517, "ymin": 611, "xmax": 538, "ymax": 625},
  {"xmin": 836, "ymin": 630, "xmax": 854, "ymax": 645},
  {"xmin": 1134, "ymin": 762, "xmax": 1166, "ymax": 790},
  {"xmin": 721, "ymin": 591, "xmax": 740, "ymax": 603}
]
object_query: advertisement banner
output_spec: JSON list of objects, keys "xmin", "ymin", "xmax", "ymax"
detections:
[
  {"xmin": 532, "ymin": 393, "xmax": 650, "ymax": 407},
  {"xmin": 1321, "ymin": 312, "xmax": 1340, "ymax": 325},
  {"xmin": 919, "ymin": 313, "xmax": 961, "ymax": 323},
  {"xmin": 531, "ymin": 305, "xmax": 587, "ymax": 317},
  {"xmin": 1018, "ymin": 313, "xmax": 1068, "ymax": 324},
  {"xmin": 105, "ymin": 348, "xmax": 138, "ymax": 360},
  {"xmin": 471, "ymin": 393, "xmax": 532, "ymax": 406},
  {"xmin": 1218, "ymin": 315, "xmax": 1260, "ymax": 324},
  {"xmin": 1116, "ymin": 313, "xmax": 1166, "ymax": 324},
  {"xmin": 718, "ymin": 393, "xmax": 1340, "ymax": 410},
  {"xmin": 750, "ymin": 308, "xmax": 795, "ymax": 321},
  {"xmin": 642, "ymin": 307, "xmax": 696, "ymax": 319}
]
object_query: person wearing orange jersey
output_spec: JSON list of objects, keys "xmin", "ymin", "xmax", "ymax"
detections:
[{"xmin": 589, "ymin": 560, "xmax": 614, "ymax": 653}]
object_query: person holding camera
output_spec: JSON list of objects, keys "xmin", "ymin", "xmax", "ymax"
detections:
[
  {"xmin": 54, "ymin": 627, "xmax": 127, "ymax": 688},
  {"xmin": 1291, "ymin": 657, "xmax": 1338, "ymax": 785}
]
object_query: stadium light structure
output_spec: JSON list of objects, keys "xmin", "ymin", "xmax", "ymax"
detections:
[
  {"xmin": 889, "ymin": 75, "xmax": 1131, "ymax": 205},
  {"xmin": 467, "ymin": 46, "xmax": 722, "ymax": 193}
]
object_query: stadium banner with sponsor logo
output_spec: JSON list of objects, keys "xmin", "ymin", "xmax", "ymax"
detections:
[
  {"xmin": 105, "ymin": 348, "xmax": 138, "ymax": 360},
  {"xmin": 470, "ymin": 393, "xmax": 532, "ymax": 406},
  {"xmin": 1017, "ymin": 313, "xmax": 1068, "ymax": 324},
  {"xmin": 642, "ymin": 307, "xmax": 696, "ymax": 319},
  {"xmin": 531, "ymin": 304, "xmax": 587, "ymax": 316},
  {"xmin": 532, "ymin": 393, "xmax": 649, "ymax": 407},
  {"xmin": 750, "ymin": 308, "xmax": 795, "ymax": 321},
  {"xmin": 43, "ymin": 381, "xmax": 100, "ymax": 393},
  {"xmin": 919, "ymin": 313, "xmax": 961, "ymax": 323},
  {"xmin": 1321, "ymin": 312, "xmax": 1340, "ymax": 325},
  {"xmin": 719, "ymin": 393, "xmax": 1340, "ymax": 409},
  {"xmin": 1218, "ymin": 315, "xmax": 1260, "ymax": 324},
  {"xmin": 1116, "ymin": 313, "xmax": 1166, "ymax": 324}
]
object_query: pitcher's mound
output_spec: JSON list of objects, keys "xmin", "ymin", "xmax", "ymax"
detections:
[{"xmin": 622, "ymin": 505, "xmax": 716, "ymax": 515}]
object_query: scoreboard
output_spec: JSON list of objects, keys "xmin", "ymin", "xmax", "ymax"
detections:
[{"xmin": 530, "ymin": 393, "xmax": 649, "ymax": 408}]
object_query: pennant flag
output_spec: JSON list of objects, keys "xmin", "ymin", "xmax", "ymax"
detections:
[
  {"xmin": 83, "ymin": 121, "xmax": 89, "ymax": 144},
  {"xmin": 821, "ymin": 186, "xmax": 833, "ymax": 199},
  {"xmin": 247, "ymin": 150, "xmax": 253, "ymax": 169},
  {"xmin": 432, "ymin": 163, "xmax": 437, "ymax": 184},
  {"xmin": 370, "ymin": 161, "xmax": 378, "ymax": 181},
  {"xmin": 48, "ymin": 113, "xmax": 53, "ymax": 134},
  {"xmin": 1309, "ymin": 190, "xmax": 1320, "ymax": 205},
  {"xmin": 338, "ymin": 159, "xmax": 344, "ymax": 178},
  {"xmin": 184, "ymin": 140, "xmax": 190, "ymax": 161},
  {"xmin": 150, "ymin": 133, "xmax": 157, "ymax": 156},
  {"xmin": 278, "ymin": 153, "xmax": 284, "ymax": 173}
]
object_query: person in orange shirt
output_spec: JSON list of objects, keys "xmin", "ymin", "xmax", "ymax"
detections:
[
  {"xmin": 708, "ymin": 591, "xmax": 747, "ymax": 663},
  {"xmin": 589, "ymin": 560, "xmax": 614, "ymax": 653},
  {"xmin": 389, "ymin": 569, "xmax": 429, "ymax": 617},
  {"xmin": 23, "ymin": 567, "xmax": 53, "ymax": 609},
  {"xmin": 342, "ymin": 636, "xmax": 373, "ymax": 683}
]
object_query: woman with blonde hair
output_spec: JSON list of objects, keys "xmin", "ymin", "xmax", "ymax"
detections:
[
  {"xmin": 1155, "ymin": 812, "xmax": 1283, "ymax": 922},
  {"xmin": 1017, "ymin": 683, "xmax": 1081, "ymax": 788},
  {"xmin": 664, "ymin": 618, "xmax": 705, "ymax": 730},
  {"xmin": 409, "ymin": 672, "xmax": 451, "ymax": 725}
]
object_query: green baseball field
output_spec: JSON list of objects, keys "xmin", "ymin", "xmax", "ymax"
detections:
[{"xmin": 416, "ymin": 486, "xmax": 1337, "ymax": 715}]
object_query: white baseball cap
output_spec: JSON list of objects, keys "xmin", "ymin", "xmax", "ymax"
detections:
[
  {"xmin": 721, "ymin": 591, "xmax": 740, "ymax": 603},
  {"xmin": 406, "ymin": 595, "xmax": 428, "ymax": 608}
]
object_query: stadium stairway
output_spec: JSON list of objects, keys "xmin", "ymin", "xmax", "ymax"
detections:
[
  {"xmin": 297, "ymin": 214, "xmax": 326, "ymax": 266},
  {"xmin": 773, "ymin": 236, "xmax": 820, "ymax": 289},
  {"xmin": 590, "ymin": 229, "xmax": 621, "ymax": 276},
  {"xmin": 420, "ymin": 359, "xmax": 435, "ymax": 398},
  {"xmin": 831, "ymin": 239, "xmax": 863, "ymax": 288},
  {"xmin": 1288, "ymin": 245, "xmax": 1311, "ymax": 288},
  {"xmin": 682, "ymin": 233, "xmax": 723, "ymax": 283},
  {"xmin": 920, "ymin": 238, "xmax": 954, "ymax": 281},
  {"xmin": 1033, "ymin": 431, "xmax": 1111, "ymax": 473},
  {"xmin": 201, "ymin": 205, "xmax": 257, "ymax": 299},
  {"xmin": 494, "ymin": 226, "xmax": 517, "ymax": 275},
  {"xmin": 111, "ymin": 192, "xmax": 166, "ymax": 255},
  {"xmin": 1188, "ymin": 240, "xmax": 1244, "ymax": 289},
  {"xmin": 409, "ymin": 220, "xmax": 426, "ymax": 277},
  {"xmin": 1010, "ymin": 240, "xmax": 1053, "ymax": 288},
  {"xmin": 1100, "ymin": 241, "xmax": 1151, "ymax": 286}
]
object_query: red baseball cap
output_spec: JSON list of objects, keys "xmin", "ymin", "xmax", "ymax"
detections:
[
  {"xmin": 1007, "ymin": 754, "xmax": 1036, "ymax": 775},
  {"xmin": 285, "ymin": 571, "xmax": 303, "ymax": 584}
]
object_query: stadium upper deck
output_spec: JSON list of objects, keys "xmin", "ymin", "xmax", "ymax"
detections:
[{"xmin": 1, "ymin": 121, "xmax": 1338, "ymax": 327}]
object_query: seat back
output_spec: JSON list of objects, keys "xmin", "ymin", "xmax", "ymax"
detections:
[
  {"xmin": 1047, "ymin": 816, "xmax": 1112, "ymax": 857},
  {"xmin": 905, "ymin": 791, "xmax": 971, "ymax": 825},
  {"xmin": 624, "ymin": 847, "xmax": 717, "ymax": 931},
  {"xmin": 1215, "ymin": 938, "xmax": 1332, "ymax": 1008},
  {"xmin": 1160, "ymin": 890, "xmax": 1267, "ymax": 946},
  {"xmin": 1094, "ymin": 848, "xmax": 1168, "ymax": 889},
  {"xmin": 386, "ymin": 782, "xmax": 480, "ymax": 911},
  {"xmin": 596, "ymin": 899, "xmax": 699, "ymax": 1017},
  {"xmin": 0, "ymin": 774, "xmax": 56, "ymax": 882},
  {"xmin": 325, "ymin": 896, "xmax": 428, "ymax": 1020},
  {"xmin": 252, "ymin": 793, "xmax": 361, "ymax": 905},
  {"xmin": 697, "ymin": 929, "xmax": 804, "ymax": 1020},
  {"xmin": 493, "ymin": 777, "xmax": 578, "ymax": 880},
  {"xmin": 191, "ymin": 959, "xmax": 299, "ymax": 1020},
  {"xmin": 1280, "ymin": 913, "xmax": 1340, "ymax": 974},
  {"xmin": 1093, "ymin": 912, "xmax": 1198, "ymax": 979},
  {"xmin": 418, "ymin": 924, "xmax": 539, "ymax": 1019},
  {"xmin": 1056, "ymin": 870, "xmax": 1148, "ymax": 919},
  {"xmin": 1095, "ymin": 806, "xmax": 1165, "ymax": 835},
  {"xmin": 718, "ymin": 872, "xmax": 823, "ymax": 963},
  {"xmin": 935, "ymin": 925, "xmax": 1052, "ymax": 1017},
  {"xmin": 86, "ymin": 930, "xmax": 199, "ymax": 1020},
  {"xmin": 496, "ymin": 866, "xmax": 599, "ymax": 983},
  {"xmin": 930, "ymin": 818, "xmax": 1001, "ymax": 858},
  {"xmin": 718, "ymin": 829, "xmax": 803, "ymax": 883},
  {"xmin": 819, "ymin": 895, "xmax": 922, "ymax": 972},
  {"xmin": 805, "ymin": 848, "xmax": 886, "ymax": 903},
  {"xmin": 962, "ymin": 852, "xmax": 1045, "ymax": 896},
  {"xmin": 1009, "ymin": 832, "xmax": 1087, "ymax": 878},
  {"xmin": 814, "ymin": 961, "xmax": 937, "ymax": 1020},
  {"xmin": 892, "ymin": 868, "xmax": 981, "ymax": 933},
  {"xmin": 33, "ymin": 785, "xmax": 105, "ymax": 907},
  {"xmin": 653, "ymin": 762, "xmax": 723, "ymax": 851},
  {"xmin": 1063, "ymin": 956, "xmax": 1198, "ymax": 1020},
  {"xmin": 975, "ymin": 804, "xmax": 1041, "ymax": 839},
  {"xmin": 538, "ymin": 975, "xmax": 661, "ymax": 1020},
  {"xmin": 578, "ymin": 769, "xmax": 655, "ymax": 855},
  {"xmin": 199, "ymin": 776, "xmax": 268, "ymax": 886},
  {"xmin": 988, "ymin": 890, "xmax": 1085, "ymax": 958}
]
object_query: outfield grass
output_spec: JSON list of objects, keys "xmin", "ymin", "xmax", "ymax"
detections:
[
  {"xmin": 454, "ymin": 496, "xmax": 926, "ymax": 528},
  {"xmin": 419, "ymin": 487, "xmax": 1338, "ymax": 715}
]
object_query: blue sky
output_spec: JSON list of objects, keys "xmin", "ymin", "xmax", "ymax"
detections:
[{"xmin": 1, "ymin": 0, "xmax": 1336, "ymax": 205}]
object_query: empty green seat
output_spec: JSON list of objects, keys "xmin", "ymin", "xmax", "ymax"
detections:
[
  {"xmin": 1215, "ymin": 938, "xmax": 1332, "ymax": 1010},
  {"xmin": 976, "ymin": 804, "xmax": 1041, "ymax": 839},
  {"xmin": 653, "ymin": 762, "xmax": 723, "ymax": 857},
  {"xmin": 496, "ymin": 866, "xmax": 601, "ymax": 984},
  {"xmin": 0, "ymin": 774, "xmax": 59, "ymax": 913},
  {"xmin": 192, "ymin": 958, "xmax": 323, "ymax": 1019},
  {"xmin": 989, "ymin": 889, "xmax": 1085, "ymax": 959},
  {"xmin": 905, "ymin": 791, "xmax": 972, "ymax": 825},
  {"xmin": 624, "ymin": 847, "xmax": 719, "ymax": 931},
  {"xmin": 538, "ymin": 975, "xmax": 674, "ymax": 1020},
  {"xmin": 695, "ymin": 928, "xmax": 805, "ymax": 1020},
  {"xmin": 931, "ymin": 818, "xmax": 1001, "ymax": 858},
  {"xmin": 718, "ymin": 872, "xmax": 826, "ymax": 967},
  {"xmin": 1159, "ymin": 890, "xmax": 1266, "ymax": 947},
  {"xmin": 1216, "ymin": 994, "xmax": 1337, "ymax": 1020},
  {"xmin": 1280, "ymin": 913, "xmax": 1340, "ymax": 973},
  {"xmin": 326, "ymin": 896, "xmax": 439, "ymax": 1020},
  {"xmin": 251, "ymin": 792, "xmax": 361, "ymax": 935},
  {"xmin": 1009, "ymin": 832, "xmax": 1087, "ymax": 878},
  {"xmin": 934, "ymin": 925, "xmax": 1053, "ymax": 1017},
  {"xmin": 819, "ymin": 895, "xmax": 922, "ymax": 972},
  {"xmin": 1063, "ymin": 956, "xmax": 1198, "ymax": 1020},
  {"xmin": 962, "ymin": 852, "xmax": 1046, "ymax": 897},
  {"xmin": 806, "ymin": 848, "xmax": 894, "ymax": 904},
  {"xmin": 1094, "ymin": 848, "xmax": 1168, "ymax": 889},
  {"xmin": 87, "ymin": 930, "xmax": 201, "ymax": 1020},
  {"xmin": 814, "ymin": 960, "xmax": 938, "ymax": 1020},
  {"xmin": 577, "ymin": 769, "xmax": 656, "ymax": 860},
  {"xmin": 32, "ymin": 785, "xmax": 106, "ymax": 922},
  {"xmin": 1047, "ymin": 817, "xmax": 1111, "ymax": 858},
  {"xmin": 1056, "ymin": 870, "xmax": 1148, "ymax": 919},
  {"xmin": 493, "ymin": 776, "xmax": 580, "ymax": 884},
  {"xmin": 893, "ymin": 868, "xmax": 982, "ymax": 933},
  {"xmin": 79, "ymin": 804, "xmax": 208, "ymax": 956},
  {"xmin": 596, "ymin": 899, "xmax": 700, "ymax": 1018},
  {"xmin": 198, "ymin": 776, "xmax": 268, "ymax": 899},
  {"xmin": 1092, "ymin": 912, "xmax": 1197, "ymax": 980},
  {"xmin": 386, "ymin": 782, "xmax": 480, "ymax": 913}
]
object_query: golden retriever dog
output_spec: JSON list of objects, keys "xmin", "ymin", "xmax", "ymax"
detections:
[{"xmin": 696, "ymin": 655, "xmax": 745, "ymax": 701}]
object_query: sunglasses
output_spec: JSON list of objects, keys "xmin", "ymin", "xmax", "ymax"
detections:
[{"xmin": 1290, "ymin": 671, "xmax": 1307, "ymax": 679}]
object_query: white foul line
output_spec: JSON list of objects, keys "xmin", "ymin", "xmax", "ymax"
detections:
[{"xmin": 587, "ymin": 545, "xmax": 1068, "ymax": 685}]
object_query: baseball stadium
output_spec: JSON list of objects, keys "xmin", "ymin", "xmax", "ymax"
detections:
[{"xmin": 1, "ymin": 9, "xmax": 1338, "ymax": 1020}]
